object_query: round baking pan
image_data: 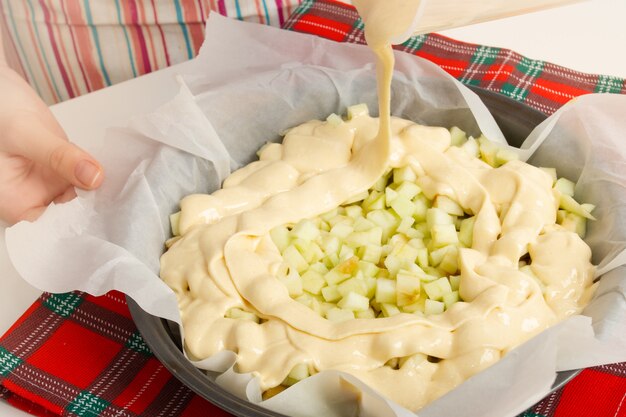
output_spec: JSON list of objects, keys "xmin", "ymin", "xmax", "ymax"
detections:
[{"xmin": 127, "ymin": 86, "xmax": 578, "ymax": 417}]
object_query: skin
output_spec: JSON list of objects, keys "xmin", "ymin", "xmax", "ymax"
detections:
[{"xmin": 0, "ymin": 23, "xmax": 104, "ymax": 224}]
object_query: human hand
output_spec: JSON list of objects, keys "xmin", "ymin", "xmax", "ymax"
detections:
[{"xmin": 0, "ymin": 66, "xmax": 104, "ymax": 224}]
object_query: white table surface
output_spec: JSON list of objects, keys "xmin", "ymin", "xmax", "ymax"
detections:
[{"xmin": 1, "ymin": 1, "xmax": 624, "ymax": 415}]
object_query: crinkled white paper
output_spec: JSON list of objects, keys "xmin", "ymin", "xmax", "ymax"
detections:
[{"xmin": 6, "ymin": 15, "xmax": 626, "ymax": 417}]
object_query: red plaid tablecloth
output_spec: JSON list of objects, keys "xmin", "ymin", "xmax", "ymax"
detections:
[{"xmin": 2, "ymin": 1, "xmax": 626, "ymax": 416}]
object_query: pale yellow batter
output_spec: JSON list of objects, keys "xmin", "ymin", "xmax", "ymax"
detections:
[{"xmin": 160, "ymin": 1, "xmax": 596, "ymax": 411}]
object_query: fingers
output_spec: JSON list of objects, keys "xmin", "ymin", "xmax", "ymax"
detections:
[{"xmin": 6, "ymin": 116, "xmax": 104, "ymax": 190}]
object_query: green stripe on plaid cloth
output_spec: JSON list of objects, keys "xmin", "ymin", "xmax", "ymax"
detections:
[
  {"xmin": 0, "ymin": 291, "xmax": 232, "ymax": 417},
  {"xmin": 283, "ymin": 0, "xmax": 626, "ymax": 115},
  {"xmin": 1, "ymin": 2, "xmax": 626, "ymax": 417},
  {"xmin": 1, "ymin": 292, "xmax": 625, "ymax": 417}
]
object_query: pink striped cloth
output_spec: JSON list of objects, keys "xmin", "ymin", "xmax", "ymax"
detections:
[{"xmin": 0, "ymin": 0, "xmax": 302, "ymax": 104}]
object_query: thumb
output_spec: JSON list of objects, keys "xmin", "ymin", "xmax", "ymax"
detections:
[{"xmin": 11, "ymin": 117, "xmax": 104, "ymax": 189}]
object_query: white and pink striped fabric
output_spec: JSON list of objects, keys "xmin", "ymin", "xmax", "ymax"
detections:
[{"xmin": 0, "ymin": 0, "xmax": 302, "ymax": 104}]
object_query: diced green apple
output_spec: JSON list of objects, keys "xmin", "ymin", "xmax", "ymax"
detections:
[
  {"xmin": 443, "ymin": 291, "xmax": 460, "ymax": 309},
  {"xmin": 226, "ymin": 308, "xmax": 260, "ymax": 323},
  {"xmin": 495, "ymin": 148, "xmax": 519, "ymax": 166},
  {"xmin": 280, "ymin": 269, "xmax": 304, "ymax": 297},
  {"xmin": 433, "ymin": 196, "xmax": 464, "ymax": 216},
  {"xmin": 396, "ymin": 270, "xmax": 421, "ymax": 306},
  {"xmin": 337, "ymin": 292, "xmax": 370, "ymax": 312},
  {"xmin": 449, "ymin": 275, "xmax": 461, "ymax": 291},
  {"xmin": 439, "ymin": 246, "xmax": 459, "ymax": 275},
  {"xmin": 170, "ymin": 211, "xmax": 181, "ymax": 236},
  {"xmin": 554, "ymin": 177, "xmax": 575, "ymax": 197},
  {"xmin": 358, "ymin": 260, "xmax": 380, "ymax": 277},
  {"xmin": 270, "ymin": 225, "xmax": 290, "ymax": 252},
  {"xmin": 559, "ymin": 194, "xmax": 596, "ymax": 220},
  {"xmin": 395, "ymin": 182, "xmax": 421, "ymax": 200},
  {"xmin": 431, "ymin": 224, "xmax": 459, "ymax": 248},
  {"xmin": 460, "ymin": 136, "xmax": 479, "ymax": 158},
  {"xmin": 375, "ymin": 278, "xmax": 397, "ymax": 304},
  {"xmin": 385, "ymin": 187, "xmax": 399, "ymax": 204},
  {"xmin": 423, "ymin": 277, "xmax": 453, "ymax": 301},
  {"xmin": 330, "ymin": 222, "xmax": 354, "ymax": 239},
  {"xmin": 301, "ymin": 271, "xmax": 326, "ymax": 295},
  {"xmin": 560, "ymin": 212, "xmax": 587, "ymax": 238},
  {"xmin": 324, "ymin": 269, "xmax": 351, "ymax": 286},
  {"xmin": 478, "ymin": 136, "xmax": 499, "ymax": 167},
  {"xmin": 283, "ymin": 245, "xmax": 309, "ymax": 273},
  {"xmin": 288, "ymin": 363, "xmax": 310, "ymax": 381},
  {"xmin": 326, "ymin": 113, "xmax": 343, "ymax": 126},
  {"xmin": 347, "ymin": 103, "xmax": 369, "ymax": 119},
  {"xmin": 426, "ymin": 208, "xmax": 454, "ymax": 229},
  {"xmin": 459, "ymin": 217, "xmax": 475, "ymax": 247},
  {"xmin": 338, "ymin": 278, "xmax": 368, "ymax": 297},
  {"xmin": 449, "ymin": 126, "xmax": 467, "ymax": 146},
  {"xmin": 346, "ymin": 205, "xmax": 364, "ymax": 219},
  {"xmin": 321, "ymin": 285, "xmax": 341, "ymax": 302},
  {"xmin": 380, "ymin": 303, "xmax": 401, "ymax": 317},
  {"xmin": 359, "ymin": 245, "xmax": 383, "ymax": 264},
  {"xmin": 291, "ymin": 219, "xmax": 320, "ymax": 241},
  {"xmin": 355, "ymin": 308, "xmax": 376, "ymax": 319},
  {"xmin": 424, "ymin": 299, "xmax": 445, "ymax": 315},
  {"xmin": 326, "ymin": 307, "xmax": 355, "ymax": 322},
  {"xmin": 393, "ymin": 166, "xmax": 417, "ymax": 184},
  {"xmin": 390, "ymin": 195, "xmax": 415, "ymax": 218}
]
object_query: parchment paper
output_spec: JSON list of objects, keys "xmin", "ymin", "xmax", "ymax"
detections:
[{"xmin": 6, "ymin": 15, "xmax": 626, "ymax": 417}]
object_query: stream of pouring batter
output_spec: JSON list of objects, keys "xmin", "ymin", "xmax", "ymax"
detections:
[{"xmin": 352, "ymin": 0, "xmax": 424, "ymax": 177}]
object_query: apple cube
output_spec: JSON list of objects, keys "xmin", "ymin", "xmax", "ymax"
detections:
[
  {"xmin": 449, "ymin": 126, "xmax": 467, "ymax": 146},
  {"xmin": 326, "ymin": 307, "xmax": 355, "ymax": 322},
  {"xmin": 434, "ymin": 195, "xmax": 464, "ymax": 216},
  {"xmin": 338, "ymin": 278, "xmax": 368, "ymax": 297},
  {"xmin": 288, "ymin": 363, "xmax": 310, "ymax": 381},
  {"xmin": 338, "ymin": 292, "xmax": 370, "ymax": 312},
  {"xmin": 459, "ymin": 216, "xmax": 475, "ymax": 247},
  {"xmin": 431, "ymin": 224, "xmax": 459, "ymax": 248},
  {"xmin": 424, "ymin": 299, "xmax": 445, "ymax": 315},
  {"xmin": 325, "ymin": 269, "xmax": 351, "ymax": 286},
  {"xmin": 321, "ymin": 285, "xmax": 341, "ymax": 302},
  {"xmin": 301, "ymin": 271, "xmax": 326, "ymax": 295},
  {"xmin": 460, "ymin": 136, "xmax": 480, "ymax": 158},
  {"xmin": 554, "ymin": 177, "xmax": 575, "ymax": 197},
  {"xmin": 396, "ymin": 270, "xmax": 421, "ymax": 306},
  {"xmin": 393, "ymin": 166, "xmax": 417, "ymax": 184},
  {"xmin": 423, "ymin": 277, "xmax": 452, "ymax": 301},
  {"xmin": 360, "ymin": 245, "xmax": 383, "ymax": 264},
  {"xmin": 291, "ymin": 219, "xmax": 320, "ymax": 241},
  {"xmin": 347, "ymin": 103, "xmax": 369, "ymax": 119},
  {"xmin": 559, "ymin": 194, "xmax": 596, "ymax": 220},
  {"xmin": 226, "ymin": 308, "xmax": 260, "ymax": 323},
  {"xmin": 345, "ymin": 205, "xmax": 364, "ymax": 219},
  {"xmin": 280, "ymin": 269, "xmax": 304, "ymax": 297},
  {"xmin": 326, "ymin": 113, "xmax": 343, "ymax": 126},
  {"xmin": 396, "ymin": 182, "xmax": 421, "ymax": 200},
  {"xmin": 443, "ymin": 291, "xmax": 460, "ymax": 309},
  {"xmin": 170, "ymin": 211, "xmax": 181, "ymax": 236},
  {"xmin": 380, "ymin": 303, "xmax": 401, "ymax": 317},
  {"xmin": 283, "ymin": 245, "xmax": 309, "ymax": 273},
  {"xmin": 355, "ymin": 308, "xmax": 377, "ymax": 319},
  {"xmin": 330, "ymin": 222, "xmax": 354, "ymax": 239},
  {"xmin": 449, "ymin": 275, "xmax": 461, "ymax": 291},
  {"xmin": 390, "ymin": 195, "xmax": 415, "ymax": 218},
  {"xmin": 270, "ymin": 225, "xmax": 290, "ymax": 252}
]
